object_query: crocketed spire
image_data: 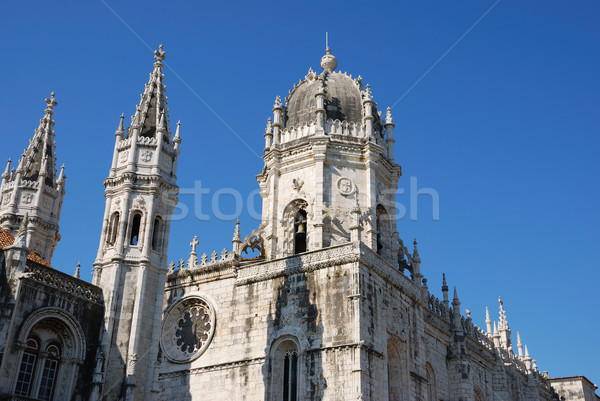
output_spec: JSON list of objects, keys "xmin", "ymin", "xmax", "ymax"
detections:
[
  {"xmin": 129, "ymin": 44, "xmax": 171, "ymax": 142},
  {"xmin": 21, "ymin": 93, "xmax": 59, "ymax": 187}
]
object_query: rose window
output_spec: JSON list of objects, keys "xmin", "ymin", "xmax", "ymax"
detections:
[{"xmin": 161, "ymin": 296, "xmax": 216, "ymax": 363}]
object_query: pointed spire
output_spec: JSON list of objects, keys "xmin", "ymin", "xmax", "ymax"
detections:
[
  {"xmin": 412, "ymin": 239, "xmax": 420, "ymax": 261},
  {"xmin": 524, "ymin": 344, "xmax": 530, "ymax": 358},
  {"xmin": 13, "ymin": 214, "xmax": 29, "ymax": 248},
  {"xmin": 442, "ymin": 273, "xmax": 449, "ymax": 307},
  {"xmin": 115, "ymin": 113, "xmax": 125, "ymax": 137},
  {"xmin": 453, "ymin": 286, "xmax": 459, "ymax": 301},
  {"xmin": 74, "ymin": 261, "xmax": 81, "ymax": 279},
  {"xmin": 385, "ymin": 107, "xmax": 394, "ymax": 125},
  {"xmin": 129, "ymin": 46, "xmax": 170, "ymax": 140},
  {"xmin": 517, "ymin": 331, "xmax": 523, "ymax": 358},
  {"xmin": 493, "ymin": 321, "xmax": 497, "ymax": 335},
  {"xmin": 57, "ymin": 164, "xmax": 66, "ymax": 183},
  {"xmin": 232, "ymin": 219, "xmax": 242, "ymax": 254},
  {"xmin": 2, "ymin": 158, "xmax": 11, "ymax": 180},
  {"xmin": 159, "ymin": 110, "xmax": 166, "ymax": 130},
  {"xmin": 20, "ymin": 93, "xmax": 59, "ymax": 186},
  {"xmin": 485, "ymin": 306, "xmax": 492, "ymax": 334}
]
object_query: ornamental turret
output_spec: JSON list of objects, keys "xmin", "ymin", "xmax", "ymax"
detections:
[
  {"xmin": 0, "ymin": 92, "xmax": 65, "ymax": 262},
  {"xmin": 256, "ymin": 47, "xmax": 402, "ymax": 262},
  {"xmin": 92, "ymin": 45, "xmax": 180, "ymax": 401}
]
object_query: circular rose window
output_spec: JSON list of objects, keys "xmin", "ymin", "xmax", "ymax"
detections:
[{"xmin": 161, "ymin": 296, "xmax": 216, "ymax": 363}]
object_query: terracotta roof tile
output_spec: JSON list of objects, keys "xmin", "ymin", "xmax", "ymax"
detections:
[{"xmin": 0, "ymin": 227, "xmax": 51, "ymax": 267}]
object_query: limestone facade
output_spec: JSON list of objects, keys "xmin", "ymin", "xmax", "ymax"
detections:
[{"xmin": 0, "ymin": 45, "xmax": 597, "ymax": 401}]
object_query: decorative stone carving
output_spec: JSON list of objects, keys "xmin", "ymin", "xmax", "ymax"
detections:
[
  {"xmin": 161, "ymin": 296, "xmax": 216, "ymax": 363},
  {"xmin": 119, "ymin": 151, "xmax": 128, "ymax": 164},
  {"xmin": 292, "ymin": 178, "xmax": 304, "ymax": 191},
  {"xmin": 22, "ymin": 192, "xmax": 34, "ymax": 204},
  {"xmin": 336, "ymin": 177, "xmax": 355, "ymax": 196},
  {"xmin": 140, "ymin": 150, "xmax": 153, "ymax": 163}
]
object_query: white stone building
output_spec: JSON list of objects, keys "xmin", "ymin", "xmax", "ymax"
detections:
[{"xmin": 0, "ymin": 45, "xmax": 597, "ymax": 401}]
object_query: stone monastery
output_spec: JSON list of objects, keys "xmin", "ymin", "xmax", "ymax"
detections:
[{"xmin": 0, "ymin": 45, "xmax": 597, "ymax": 401}]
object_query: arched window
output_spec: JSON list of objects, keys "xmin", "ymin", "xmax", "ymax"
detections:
[
  {"xmin": 37, "ymin": 343, "xmax": 61, "ymax": 401},
  {"xmin": 294, "ymin": 210, "xmax": 307, "ymax": 254},
  {"xmin": 387, "ymin": 339, "xmax": 404, "ymax": 401},
  {"xmin": 283, "ymin": 348, "xmax": 298, "ymax": 401},
  {"xmin": 14, "ymin": 337, "xmax": 39, "ymax": 397},
  {"xmin": 107, "ymin": 211, "xmax": 120, "ymax": 245},
  {"xmin": 130, "ymin": 213, "xmax": 142, "ymax": 246},
  {"xmin": 474, "ymin": 386, "xmax": 485, "ymax": 401},
  {"xmin": 152, "ymin": 217, "xmax": 162, "ymax": 251},
  {"xmin": 426, "ymin": 363, "xmax": 437, "ymax": 401},
  {"xmin": 271, "ymin": 339, "xmax": 300, "ymax": 401}
]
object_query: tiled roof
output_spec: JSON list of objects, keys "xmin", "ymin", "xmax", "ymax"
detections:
[{"xmin": 0, "ymin": 227, "xmax": 51, "ymax": 267}]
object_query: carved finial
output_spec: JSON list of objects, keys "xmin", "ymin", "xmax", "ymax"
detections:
[
  {"xmin": 116, "ymin": 113, "xmax": 125, "ymax": 136},
  {"xmin": 232, "ymin": 219, "xmax": 241, "ymax": 243},
  {"xmin": 320, "ymin": 44, "xmax": 338, "ymax": 71},
  {"xmin": 168, "ymin": 261, "xmax": 175, "ymax": 273},
  {"xmin": 45, "ymin": 92, "xmax": 57, "ymax": 113},
  {"xmin": 274, "ymin": 96, "xmax": 282, "ymax": 109},
  {"xmin": 158, "ymin": 110, "xmax": 166, "ymax": 131},
  {"xmin": 57, "ymin": 164, "xmax": 66, "ymax": 183},
  {"xmin": 2, "ymin": 158, "xmax": 12, "ymax": 179},
  {"xmin": 173, "ymin": 120, "xmax": 181, "ymax": 146},
  {"xmin": 154, "ymin": 44, "xmax": 166, "ymax": 65},
  {"xmin": 485, "ymin": 306, "xmax": 492, "ymax": 334},
  {"xmin": 385, "ymin": 107, "xmax": 393, "ymax": 125},
  {"xmin": 442, "ymin": 273, "xmax": 448, "ymax": 289},
  {"xmin": 74, "ymin": 261, "xmax": 81, "ymax": 279},
  {"xmin": 190, "ymin": 236, "xmax": 199, "ymax": 254},
  {"xmin": 453, "ymin": 286, "xmax": 459, "ymax": 302},
  {"xmin": 364, "ymin": 84, "xmax": 373, "ymax": 100},
  {"xmin": 412, "ymin": 239, "xmax": 420, "ymax": 260},
  {"xmin": 265, "ymin": 117, "xmax": 272, "ymax": 133},
  {"xmin": 14, "ymin": 214, "xmax": 29, "ymax": 248}
]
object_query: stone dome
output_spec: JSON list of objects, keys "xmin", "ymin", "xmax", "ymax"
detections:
[{"xmin": 285, "ymin": 71, "xmax": 364, "ymax": 128}]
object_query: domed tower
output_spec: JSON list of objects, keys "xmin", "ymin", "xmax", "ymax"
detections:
[
  {"xmin": 257, "ymin": 47, "xmax": 401, "ymax": 263},
  {"xmin": 92, "ymin": 45, "xmax": 181, "ymax": 400}
]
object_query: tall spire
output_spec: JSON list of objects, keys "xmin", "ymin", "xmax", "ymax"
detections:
[
  {"xmin": 129, "ymin": 45, "xmax": 171, "ymax": 142},
  {"xmin": 485, "ymin": 306, "xmax": 492, "ymax": 334},
  {"xmin": 21, "ymin": 92, "xmax": 59, "ymax": 187}
]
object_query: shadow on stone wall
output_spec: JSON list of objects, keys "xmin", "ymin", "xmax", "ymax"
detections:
[{"xmin": 263, "ymin": 256, "xmax": 326, "ymax": 401}]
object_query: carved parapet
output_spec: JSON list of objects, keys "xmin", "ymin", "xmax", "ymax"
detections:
[{"xmin": 23, "ymin": 263, "xmax": 102, "ymax": 304}]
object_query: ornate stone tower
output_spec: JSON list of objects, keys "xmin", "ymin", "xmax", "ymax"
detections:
[
  {"xmin": 0, "ymin": 93, "xmax": 65, "ymax": 263},
  {"xmin": 257, "ymin": 47, "xmax": 402, "ymax": 262},
  {"xmin": 92, "ymin": 45, "xmax": 181, "ymax": 401}
]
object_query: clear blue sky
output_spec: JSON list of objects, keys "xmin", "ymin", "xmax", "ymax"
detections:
[{"xmin": 1, "ymin": 0, "xmax": 598, "ymax": 387}]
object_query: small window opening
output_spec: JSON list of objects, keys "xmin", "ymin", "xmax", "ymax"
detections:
[
  {"xmin": 283, "ymin": 349, "xmax": 298, "ymax": 401},
  {"xmin": 108, "ymin": 212, "xmax": 120, "ymax": 245},
  {"xmin": 130, "ymin": 213, "xmax": 142, "ymax": 246},
  {"xmin": 152, "ymin": 217, "xmax": 161, "ymax": 251},
  {"xmin": 293, "ymin": 210, "xmax": 307, "ymax": 254}
]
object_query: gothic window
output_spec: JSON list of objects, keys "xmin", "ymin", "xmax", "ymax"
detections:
[
  {"xmin": 37, "ymin": 343, "xmax": 61, "ymax": 401},
  {"xmin": 426, "ymin": 363, "xmax": 437, "ymax": 401},
  {"xmin": 294, "ymin": 210, "xmax": 307, "ymax": 254},
  {"xmin": 130, "ymin": 212, "xmax": 142, "ymax": 245},
  {"xmin": 107, "ymin": 212, "xmax": 120, "ymax": 245},
  {"xmin": 387, "ymin": 339, "xmax": 404, "ymax": 401},
  {"xmin": 14, "ymin": 337, "xmax": 39, "ymax": 397},
  {"xmin": 152, "ymin": 216, "xmax": 162, "ymax": 251},
  {"xmin": 270, "ymin": 339, "xmax": 300, "ymax": 401}
]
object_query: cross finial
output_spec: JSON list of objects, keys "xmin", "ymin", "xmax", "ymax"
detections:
[
  {"xmin": 190, "ymin": 236, "xmax": 199, "ymax": 254},
  {"xmin": 45, "ymin": 92, "xmax": 57, "ymax": 112}
]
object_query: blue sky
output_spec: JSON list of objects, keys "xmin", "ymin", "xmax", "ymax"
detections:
[{"xmin": 1, "ymin": 0, "xmax": 598, "ymax": 387}]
